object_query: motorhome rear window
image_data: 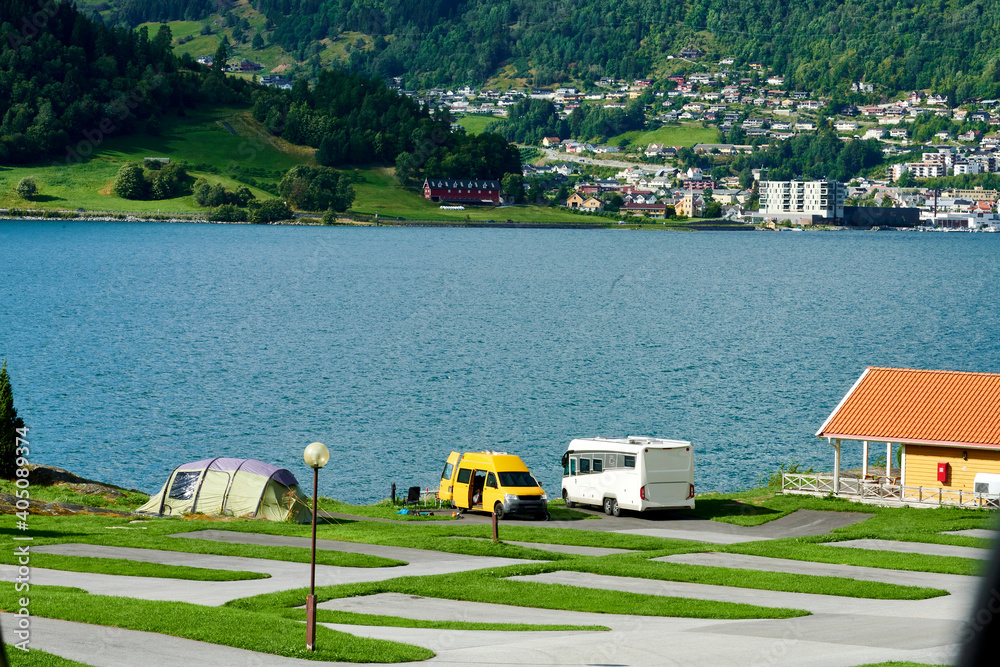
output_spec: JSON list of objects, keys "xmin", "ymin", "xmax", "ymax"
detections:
[
  {"xmin": 623, "ymin": 455, "xmax": 636, "ymax": 468},
  {"xmin": 579, "ymin": 458, "xmax": 591, "ymax": 473},
  {"xmin": 168, "ymin": 471, "xmax": 200, "ymax": 500},
  {"xmin": 499, "ymin": 471, "xmax": 537, "ymax": 487},
  {"xmin": 456, "ymin": 468, "xmax": 472, "ymax": 484},
  {"xmin": 592, "ymin": 458, "xmax": 603, "ymax": 473}
]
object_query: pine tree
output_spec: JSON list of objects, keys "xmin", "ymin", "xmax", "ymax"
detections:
[{"xmin": 0, "ymin": 359, "xmax": 27, "ymax": 480}]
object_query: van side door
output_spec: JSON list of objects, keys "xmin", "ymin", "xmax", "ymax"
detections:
[
  {"xmin": 438, "ymin": 451, "xmax": 461, "ymax": 503},
  {"xmin": 453, "ymin": 465, "xmax": 474, "ymax": 509}
]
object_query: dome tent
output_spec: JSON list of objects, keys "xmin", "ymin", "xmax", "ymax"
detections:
[{"xmin": 136, "ymin": 458, "xmax": 312, "ymax": 522}]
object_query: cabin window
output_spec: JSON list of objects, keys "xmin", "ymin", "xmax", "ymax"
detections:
[
  {"xmin": 168, "ymin": 471, "xmax": 200, "ymax": 500},
  {"xmin": 486, "ymin": 472, "xmax": 498, "ymax": 488},
  {"xmin": 592, "ymin": 458, "xmax": 603, "ymax": 473},
  {"xmin": 624, "ymin": 455, "xmax": 636, "ymax": 468},
  {"xmin": 570, "ymin": 459, "xmax": 576, "ymax": 475},
  {"xmin": 441, "ymin": 462, "xmax": 454, "ymax": 480},
  {"xmin": 456, "ymin": 468, "xmax": 472, "ymax": 484},
  {"xmin": 579, "ymin": 458, "xmax": 591, "ymax": 474},
  {"xmin": 563, "ymin": 459, "xmax": 570, "ymax": 475}
]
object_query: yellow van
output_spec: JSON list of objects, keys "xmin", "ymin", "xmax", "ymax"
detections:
[{"xmin": 438, "ymin": 451, "xmax": 549, "ymax": 520}]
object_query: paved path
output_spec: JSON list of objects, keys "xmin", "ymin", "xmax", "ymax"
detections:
[
  {"xmin": 825, "ymin": 538, "xmax": 992, "ymax": 560},
  {"xmin": 943, "ymin": 528, "xmax": 996, "ymax": 539}
]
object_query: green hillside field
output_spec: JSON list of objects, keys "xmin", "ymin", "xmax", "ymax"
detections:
[
  {"xmin": 609, "ymin": 124, "xmax": 720, "ymax": 149},
  {"xmin": 0, "ymin": 107, "xmax": 592, "ymax": 222},
  {"xmin": 0, "ymin": 108, "xmax": 308, "ymax": 214}
]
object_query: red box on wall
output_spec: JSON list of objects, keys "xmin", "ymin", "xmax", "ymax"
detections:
[{"xmin": 937, "ymin": 462, "xmax": 950, "ymax": 483}]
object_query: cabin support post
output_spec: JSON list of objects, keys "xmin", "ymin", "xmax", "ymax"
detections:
[
  {"xmin": 900, "ymin": 445, "xmax": 906, "ymax": 486},
  {"xmin": 886, "ymin": 442, "xmax": 892, "ymax": 477},
  {"xmin": 862, "ymin": 440, "xmax": 868, "ymax": 478},
  {"xmin": 833, "ymin": 438, "xmax": 841, "ymax": 494}
]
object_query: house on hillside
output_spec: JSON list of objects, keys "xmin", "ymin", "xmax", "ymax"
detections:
[{"xmin": 423, "ymin": 179, "xmax": 501, "ymax": 204}]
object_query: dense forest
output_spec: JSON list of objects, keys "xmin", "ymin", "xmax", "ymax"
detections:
[
  {"xmin": 0, "ymin": 2, "xmax": 515, "ymax": 181},
  {"xmin": 486, "ymin": 96, "xmax": 650, "ymax": 145},
  {"xmin": 243, "ymin": 0, "xmax": 1000, "ymax": 97},
  {"xmin": 79, "ymin": 0, "xmax": 217, "ymax": 26},
  {"xmin": 248, "ymin": 69, "xmax": 520, "ymax": 180},
  {"xmin": 0, "ymin": 1, "xmax": 253, "ymax": 163}
]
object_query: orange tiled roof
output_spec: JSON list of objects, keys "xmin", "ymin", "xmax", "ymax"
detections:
[{"xmin": 817, "ymin": 367, "xmax": 1000, "ymax": 447}]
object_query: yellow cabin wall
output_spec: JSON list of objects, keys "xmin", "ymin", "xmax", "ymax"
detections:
[{"xmin": 905, "ymin": 445, "xmax": 1000, "ymax": 491}]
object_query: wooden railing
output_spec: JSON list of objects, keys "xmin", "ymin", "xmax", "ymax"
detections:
[{"xmin": 781, "ymin": 473, "xmax": 1000, "ymax": 508}]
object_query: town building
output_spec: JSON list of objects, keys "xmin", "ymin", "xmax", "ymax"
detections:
[
  {"xmin": 759, "ymin": 179, "xmax": 845, "ymax": 222},
  {"xmin": 423, "ymin": 179, "xmax": 501, "ymax": 204}
]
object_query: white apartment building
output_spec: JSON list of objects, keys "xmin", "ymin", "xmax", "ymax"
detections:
[
  {"xmin": 892, "ymin": 162, "xmax": 946, "ymax": 180},
  {"xmin": 759, "ymin": 179, "xmax": 846, "ymax": 220}
]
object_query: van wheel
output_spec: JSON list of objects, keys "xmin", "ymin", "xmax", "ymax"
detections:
[
  {"xmin": 536, "ymin": 511, "xmax": 550, "ymax": 521},
  {"xmin": 493, "ymin": 502, "xmax": 505, "ymax": 520},
  {"xmin": 610, "ymin": 499, "xmax": 621, "ymax": 517},
  {"xmin": 562, "ymin": 490, "xmax": 575, "ymax": 508},
  {"xmin": 603, "ymin": 497, "xmax": 614, "ymax": 515}
]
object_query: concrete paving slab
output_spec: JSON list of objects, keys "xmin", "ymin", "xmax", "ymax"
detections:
[
  {"xmin": 943, "ymin": 528, "xmax": 997, "ymax": 539},
  {"xmin": 607, "ymin": 510, "xmax": 873, "ymax": 544},
  {"xmin": 826, "ymin": 538, "xmax": 991, "ymax": 560},
  {"xmin": 450, "ymin": 536, "xmax": 635, "ymax": 557},
  {"xmin": 512, "ymin": 571, "xmax": 974, "ymax": 620},
  {"xmin": 656, "ymin": 551, "xmax": 979, "ymax": 593},
  {"xmin": 700, "ymin": 613, "xmax": 961, "ymax": 650}
]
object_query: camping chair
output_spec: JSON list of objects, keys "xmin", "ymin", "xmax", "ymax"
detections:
[{"xmin": 405, "ymin": 486, "xmax": 421, "ymax": 507}]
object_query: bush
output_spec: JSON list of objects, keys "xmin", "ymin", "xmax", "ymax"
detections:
[
  {"xmin": 278, "ymin": 165, "xmax": 355, "ymax": 212},
  {"xmin": 0, "ymin": 359, "xmax": 26, "ymax": 480},
  {"xmin": 248, "ymin": 199, "xmax": 293, "ymax": 224},
  {"xmin": 207, "ymin": 204, "xmax": 248, "ymax": 222},
  {"xmin": 15, "ymin": 177, "xmax": 37, "ymax": 200},
  {"xmin": 112, "ymin": 163, "xmax": 148, "ymax": 199}
]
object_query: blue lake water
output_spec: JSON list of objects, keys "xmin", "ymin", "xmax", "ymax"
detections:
[{"xmin": 2, "ymin": 220, "xmax": 999, "ymax": 503}]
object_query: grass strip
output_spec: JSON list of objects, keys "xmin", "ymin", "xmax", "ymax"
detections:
[
  {"xmin": 0, "ymin": 584, "xmax": 433, "ymax": 663},
  {"xmin": 725, "ymin": 538, "xmax": 987, "ymax": 576},
  {"xmin": 29, "ymin": 554, "xmax": 268, "ymax": 581},
  {"xmin": 7, "ymin": 648, "xmax": 95, "ymax": 667},
  {"xmin": 557, "ymin": 552, "xmax": 947, "ymax": 599},
  {"xmin": 3, "ymin": 516, "xmax": 406, "ymax": 568},
  {"xmin": 228, "ymin": 564, "xmax": 810, "ymax": 620},
  {"xmin": 278, "ymin": 607, "xmax": 609, "ymax": 632}
]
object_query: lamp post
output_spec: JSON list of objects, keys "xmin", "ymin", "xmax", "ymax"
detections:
[{"xmin": 303, "ymin": 441, "xmax": 329, "ymax": 652}]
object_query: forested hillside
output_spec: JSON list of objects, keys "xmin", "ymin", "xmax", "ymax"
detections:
[{"xmin": 248, "ymin": 0, "xmax": 1000, "ymax": 97}]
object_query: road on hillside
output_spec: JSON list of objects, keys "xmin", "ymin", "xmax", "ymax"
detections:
[{"xmin": 533, "ymin": 146, "xmax": 669, "ymax": 171}]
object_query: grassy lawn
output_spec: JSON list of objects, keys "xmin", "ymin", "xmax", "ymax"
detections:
[
  {"xmin": 0, "ymin": 585, "xmax": 433, "ymax": 663},
  {"xmin": 455, "ymin": 115, "xmax": 497, "ymax": 134},
  {"xmin": 7, "ymin": 649, "xmax": 94, "ymax": 667},
  {"xmin": 608, "ymin": 123, "xmax": 719, "ymax": 148},
  {"xmin": 5, "ymin": 516, "xmax": 406, "ymax": 569},
  {"xmin": 279, "ymin": 608, "xmax": 610, "ymax": 632},
  {"xmin": 28, "ymin": 553, "xmax": 269, "ymax": 581},
  {"xmin": 0, "ymin": 108, "xmax": 304, "ymax": 214},
  {"xmin": 560, "ymin": 552, "xmax": 946, "ymax": 600},
  {"xmin": 228, "ymin": 564, "xmax": 811, "ymax": 620},
  {"xmin": 321, "ymin": 497, "xmax": 594, "ymax": 521},
  {"xmin": 0, "ymin": 478, "xmax": 149, "ymax": 513}
]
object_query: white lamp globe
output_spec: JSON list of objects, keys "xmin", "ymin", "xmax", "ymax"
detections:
[{"xmin": 303, "ymin": 442, "xmax": 330, "ymax": 469}]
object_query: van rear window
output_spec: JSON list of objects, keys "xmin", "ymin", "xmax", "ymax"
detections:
[
  {"xmin": 441, "ymin": 462, "xmax": 454, "ymax": 480},
  {"xmin": 456, "ymin": 468, "xmax": 472, "ymax": 484},
  {"xmin": 499, "ymin": 471, "xmax": 537, "ymax": 487}
]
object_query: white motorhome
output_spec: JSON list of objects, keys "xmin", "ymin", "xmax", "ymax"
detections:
[{"xmin": 560, "ymin": 436, "xmax": 694, "ymax": 515}]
